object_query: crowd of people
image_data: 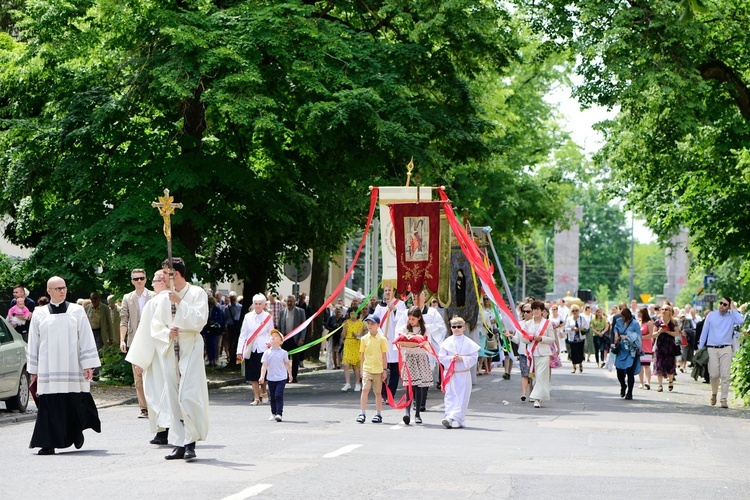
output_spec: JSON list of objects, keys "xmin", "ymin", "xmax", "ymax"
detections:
[
  {"xmin": 502, "ymin": 296, "xmax": 746, "ymax": 408},
  {"xmin": 18, "ymin": 271, "xmax": 747, "ymax": 457}
]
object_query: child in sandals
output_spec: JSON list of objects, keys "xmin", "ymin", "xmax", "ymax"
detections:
[{"xmin": 357, "ymin": 314, "xmax": 389, "ymax": 424}]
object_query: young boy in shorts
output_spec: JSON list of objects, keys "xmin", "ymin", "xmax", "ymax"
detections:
[{"xmin": 357, "ymin": 314, "xmax": 389, "ymax": 423}]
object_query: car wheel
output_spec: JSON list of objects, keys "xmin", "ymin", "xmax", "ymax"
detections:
[{"xmin": 6, "ymin": 368, "xmax": 29, "ymax": 412}]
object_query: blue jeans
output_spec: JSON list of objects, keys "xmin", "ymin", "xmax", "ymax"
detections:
[{"xmin": 267, "ymin": 379, "xmax": 287, "ymax": 416}]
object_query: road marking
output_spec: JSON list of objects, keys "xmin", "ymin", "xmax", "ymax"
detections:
[
  {"xmin": 390, "ymin": 424, "xmax": 402, "ymax": 430},
  {"xmin": 323, "ymin": 444, "xmax": 362, "ymax": 458},
  {"xmin": 221, "ymin": 484, "xmax": 272, "ymax": 500}
]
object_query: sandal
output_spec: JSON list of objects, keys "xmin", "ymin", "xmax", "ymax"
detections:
[
  {"xmin": 250, "ymin": 399, "xmax": 260, "ymax": 406},
  {"xmin": 668, "ymin": 384, "xmax": 674, "ymax": 392},
  {"xmin": 644, "ymin": 384, "xmax": 650, "ymax": 390},
  {"xmin": 657, "ymin": 385, "xmax": 663, "ymax": 392},
  {"xmin": 356, "ymin": 413, "xmax": 366, "ymax": 424},
  {"xmin": 371, "ymin": 414, "xmax": 382, "ymax": 423}
]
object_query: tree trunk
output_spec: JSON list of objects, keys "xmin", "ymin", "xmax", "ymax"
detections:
[
  {"xmin": 241, "ymin": 265, "xmax": 268, "ymax": 316},
  {"xmin": 307, "ymin": 249, "xmax": 330, "ymax": 359}
]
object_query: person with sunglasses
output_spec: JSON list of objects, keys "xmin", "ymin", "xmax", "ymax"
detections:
[
  {"xmin": 504, "ymin": 303, "xmax": 534, "ymax": 401},
  {"xmin": 119, "ymin": 268, "xmax": 157, "ymax": 418},
  {"xmin": 697, "ymin": 297, "xmax": 744, "ymax": 408},
  {"xmin": 652, "ymin": 301, "xmax": 680, "ymax": 392},
  {"xmin": 439, "ymin": 316, "xmax": 480, "ymax": 428}
]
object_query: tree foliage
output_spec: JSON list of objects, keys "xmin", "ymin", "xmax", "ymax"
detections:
[
  {"xmin": 0, "ymin": 0, "xmax": 575, "ymax": 300},
  {"xmin": 517, "ymin": 0, "xmax": 750, "ymax": 281}
]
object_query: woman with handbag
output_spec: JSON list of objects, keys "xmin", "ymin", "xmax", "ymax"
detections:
[
  {"xmin": 590, "ymin": 307, "xmax": 609, "ymax": 367},
  {"xmin": 613, "ymin": 308, "xmax": 642, "ymax": 400},
  {"xmin": 653, "ymin": 301, "xmax": 680, "ymax": 392},
  {"xmin": 565, "ymin": 306, "xmax": 588, "ymax": 373}
]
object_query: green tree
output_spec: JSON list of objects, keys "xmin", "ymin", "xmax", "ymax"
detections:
[
  {"xmin": 578, "ymin": 188, "xmax": 629, "ymax": 298},
  {"xmin": 0, "ymin": 0, "xmax": 525, "ymax": 295},
  {"xmin": 517, "ymin": 0, "xmax": 750, "ymax": 282},
  {"xmin": 631, "ymin": 243, "xmax": 667, "ymax": 298}
]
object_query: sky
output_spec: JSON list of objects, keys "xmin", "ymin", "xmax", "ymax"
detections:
[{"xmin": 546, "ymin": 83, "xmax": 656, "ymax": 244}]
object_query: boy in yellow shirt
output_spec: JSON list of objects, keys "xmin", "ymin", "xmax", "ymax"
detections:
[{"xmin": 357, "ymin": 314, "xmax": 389, "ymax": 423}]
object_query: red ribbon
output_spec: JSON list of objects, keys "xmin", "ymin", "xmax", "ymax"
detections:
[
  {"xmin": 282, "ymin": 188, "xmax": 379, "ymax": 341},
  {"xmin": 242, "ymin": 312, "xmax": 272, "ymax": 352}
]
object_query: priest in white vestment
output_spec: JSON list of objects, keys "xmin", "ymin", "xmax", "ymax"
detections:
[
  {"xmin": 439, "ymin": 316, "xmax": 479, "ymax": 429},
  {"xmin": 151, "ymin": 258, "xmax": 209, "ymax": 461},
  {"xmin": 125, "ymin": 269, "xmax": 172, "ymax": 445},
  {"xmin": 28, "ymin": 276, "xmax": 101, "ymax": 455}
]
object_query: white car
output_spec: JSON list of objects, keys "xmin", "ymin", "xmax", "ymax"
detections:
[{"xmin": 0, "ymin": 317, "xmax": 29, "ymax": 412}]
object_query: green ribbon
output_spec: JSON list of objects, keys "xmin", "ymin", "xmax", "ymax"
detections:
[{"xmin": 287, "ymin": 284, "xmax": 381, "ymax": 356}]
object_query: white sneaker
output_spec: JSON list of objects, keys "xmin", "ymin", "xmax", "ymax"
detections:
[
  {"xmin": 451, "ymin": 420, "xmax": 463, "ymax": 428},
  {"xmin": 275, "ymin": 415, "xmax": 283, "ymax": 422},
  {"xmin": 341, "ymin": 383, "xmax": 351, "ymax": 392},
  {"xmin": 268, "ymin": 414, "xmax": 276, "ymax": 421},
  {"xmin": 354, "ymin": 383, "xmax": 362, "ymax": 392}
]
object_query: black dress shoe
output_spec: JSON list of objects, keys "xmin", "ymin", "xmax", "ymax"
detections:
[
  {"xmin": 150, "ymin": 430, "xmax": 169, "ymax": 445},
  {"xmin": 165, "ymin": 446, "xmax": 185, "ymax": 460},
  {"xmin": 38, "ymin": 448, "xmax": 55, "ymax": 455},
  {"xmin": 74, "ymin": 435, "xmax": 84, "ymax": 449},
  {"xmin": 184, "ymin": 442, "xmax": 196, "ymax": 461}
]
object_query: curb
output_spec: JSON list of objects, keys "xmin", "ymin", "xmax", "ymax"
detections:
[{"xmin": 0, "ymin": 364, "xmax": 327, "ymax": 426}]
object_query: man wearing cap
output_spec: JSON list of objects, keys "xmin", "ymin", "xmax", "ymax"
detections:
[{"xmin": 698, "ymin": 297, "xmax": 743, "ymax": 408}]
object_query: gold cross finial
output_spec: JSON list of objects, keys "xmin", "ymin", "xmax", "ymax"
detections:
[{"xmin": 151, "ymin": 188, "xmax": 183, "ymax": 242}]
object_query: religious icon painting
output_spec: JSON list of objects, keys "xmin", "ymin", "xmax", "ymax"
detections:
[{"xmin": 405, "ymin": 216, "xmax": 429, "ymax": 262}]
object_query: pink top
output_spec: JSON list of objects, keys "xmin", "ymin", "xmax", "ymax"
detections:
[
  {"xmin": 7, "ymin": 304, "xmax": 31, "ymax": 321},
  {"xmin": 640, "ymin": 321, "xmax": 653, "ymax": 352}
]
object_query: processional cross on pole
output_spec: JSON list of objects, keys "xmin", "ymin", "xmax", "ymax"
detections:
[{"xmin": 152, "ymin": 188, "xmax": 183, "ymax": 362}]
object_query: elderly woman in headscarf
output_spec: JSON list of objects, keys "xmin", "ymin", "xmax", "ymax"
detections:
[{"xmin": 613, "ymin": 308, "xmax": 642, "ymax": 400}]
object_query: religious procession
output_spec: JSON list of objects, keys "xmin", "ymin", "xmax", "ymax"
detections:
[{"xmin": 3, "ymin": 1, "xmax": 750, "ymax": 497}]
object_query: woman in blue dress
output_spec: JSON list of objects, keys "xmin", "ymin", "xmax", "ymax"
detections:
[{"xmin": 613, "ymin": 308, "xmax": 642, "ymax": 400}]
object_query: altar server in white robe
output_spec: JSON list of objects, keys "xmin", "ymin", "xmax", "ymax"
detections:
[
  {"xmin": 152, "ymin": 258, "xmax": 209, "ymax": 461},
  {"xmin": 28, "ymin": 276, "xmax": 101, "ymax": 455},
  {"xmin": 125, "ymin": 269, "xmax": 172, "ymax": 445},
  {"xmin": 439, "ymin": 316, "xmax": 479, "ymax": 429}
]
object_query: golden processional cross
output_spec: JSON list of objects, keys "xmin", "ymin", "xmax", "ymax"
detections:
[{"xmin": 152, "ymin": 188, "xmax": 184, "ymax": 362}]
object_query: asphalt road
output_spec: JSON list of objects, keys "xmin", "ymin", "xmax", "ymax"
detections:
[{"xmin": 2, "ymin": 360, "xmax": 749, "ymax": 499}]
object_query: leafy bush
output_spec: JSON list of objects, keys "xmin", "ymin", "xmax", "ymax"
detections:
[
  {"xmin": 731, "ymin": 335, "xmax": 750, "ymax": 406},
  {"xmin": 99, "ymin": 345, "xmax": 134, "ymax": 386}
]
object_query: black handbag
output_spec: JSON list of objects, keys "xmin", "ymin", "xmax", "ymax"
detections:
[{"xmin": 611, "ymin": 343, "xmax": 620, "ymax": 355}]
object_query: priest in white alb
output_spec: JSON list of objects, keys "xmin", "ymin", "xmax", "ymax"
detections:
[
  {"xmin": 151, "ymin": 258, "xmax": 209, "ymax": 461},
  {"xmin": 439, "ymin": 316, "xmax": 479, "ymax": 429}
]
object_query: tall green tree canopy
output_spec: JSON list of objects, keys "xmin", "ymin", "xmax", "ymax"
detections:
[
  {"xmin": 518, "ymin": 0, "xmax": 750, "ymax": 275},
  {"xmin": 1, "ymin": 0, "xmax": 572, "ymax": 294}
]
